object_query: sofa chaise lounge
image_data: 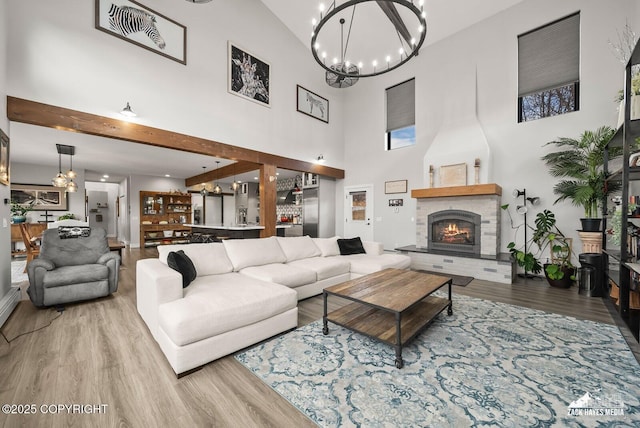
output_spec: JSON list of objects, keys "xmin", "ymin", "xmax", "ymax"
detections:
[{"xmin": 136, "ymin": 236, "xmax": 411, "ymax": 375}]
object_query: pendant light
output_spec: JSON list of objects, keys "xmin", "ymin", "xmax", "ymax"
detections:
[
  {"xmin": 213, "ymin": 161, "xmax": 222, "ymax": 195},
  {"xmin": 200, "ymin": 166, "xmax": 209, "ymax": 196},
  {"xmin": 52, "ymin": 151, "xmax": 68, "ymax": 188},
  {"xmin": 65, "ymin": 151, "xmax": 77, "ymax": 192},
  {"xmin": 231, "ymin": 163, "xmax": 239, "ymax": 192}
]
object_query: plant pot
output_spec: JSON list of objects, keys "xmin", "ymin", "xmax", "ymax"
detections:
[
  {"xmin": 11, "ymin": 215, "xmax": 26, "ymax": 224},
  {"xmin": 580, "ymin": 218, "xmax": 601, "ymax": 232},
  {"xmin": 544, "ymin": 264, "xmax": 576, "ymax": 288}
]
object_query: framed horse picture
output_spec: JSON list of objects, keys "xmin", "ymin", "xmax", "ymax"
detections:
[
  {"xmin": 296, "ymin": 85, "xmax": 329, "ymax": 123},
  {"xmin": 228, "ymin": 42, "xmax": 270, "ymax": 107}
]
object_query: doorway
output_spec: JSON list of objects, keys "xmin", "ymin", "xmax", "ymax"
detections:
[{"xmin": 344, "ymin": 185, "xmax": 374, "ymax": 242}]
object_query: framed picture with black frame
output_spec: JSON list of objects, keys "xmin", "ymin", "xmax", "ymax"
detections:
[
  {"xmin": 95, "ymin": 0, "xmax": 187, "ymax": 65},
  {"xmin": 11, "ymin": 184, "xmax": 69, "ymax": 211},
  {"xmin": 296, "ymin": 85, "xmax": 329, "ymax": 123}
]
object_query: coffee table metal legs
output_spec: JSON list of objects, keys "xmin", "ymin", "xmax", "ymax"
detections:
[{"xmin": 395, "ymin": 312, "xmax": 404, "ymax": 368}]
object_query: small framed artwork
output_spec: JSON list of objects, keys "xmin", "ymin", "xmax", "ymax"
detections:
[
  {"xmin": 95, "ymin": 0, "xmax": 187, "ymax": 65},
  {"xmin": 0, "ymin": 128, "xmax": 9, "ymax": 186},
  {"xmin": 11, "ymin": 184, "xmax": 69, "ymax": 211},
  {"xmin": 228, "ymin": 42, "xmax": 270, "ymax": 107},
  {"xmin": 296, "ymin": 85, "xmax": 329, "ymax": 123},
  {"xmin": 388, "ymin": 199, "xmax": 404, "ymax": 207},
  {"xmin": 384, "ymin": 180, "xmax": 408, "ymax": 194}
]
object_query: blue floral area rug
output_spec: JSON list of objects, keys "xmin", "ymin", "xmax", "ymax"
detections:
[{"xmin": 235, "ymin": 294, "xmax": 640, "ymax": 427}]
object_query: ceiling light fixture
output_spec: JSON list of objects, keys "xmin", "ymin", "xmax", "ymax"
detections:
[
  {"xmin": 120, "ymin": 102, "xmax": 136, "ymax": 117},
  {"xmin": 231, "ymin": 163, "xmax": 239, "ymax": 192},
  {"xmin": 51, "ymin": 152, "xmax": 67, "ymax": 188},
  {"xmin": 213, "ymin": 161, "xmax": 222, "ymax": 195},
  {"xmin": 200, "ymin": 166, "xmax": 211, "ymax": 196},
  {"xmin": 52, "ymin": 144, "xmax": 77, "ymax": 190},
  {"xmin": 311, "ymin": 0, "xmax": 427, "ymax": 87}
]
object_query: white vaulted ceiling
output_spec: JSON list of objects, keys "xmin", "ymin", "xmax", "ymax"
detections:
[{"xmin": 260, "ymin": 0, "xmax": 526, "ymax": 65}]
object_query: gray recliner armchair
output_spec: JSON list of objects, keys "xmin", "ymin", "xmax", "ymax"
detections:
[{"xmin": 27, "ymin": 227, "xmax": 120, "ymax": 308}]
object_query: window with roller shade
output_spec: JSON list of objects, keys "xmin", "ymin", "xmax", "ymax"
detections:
[
  {"xmin": 518, "ymin": 12, "xmax": 580, "ymax": 122},
  {"xmin": 386, "ymin": 78, "xmax": 415, "ymax": 150}
]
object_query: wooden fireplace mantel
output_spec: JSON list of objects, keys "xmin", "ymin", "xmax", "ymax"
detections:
[{"xmin": 411, "ymin": 184, "xmax": 502, "ymax": 199}]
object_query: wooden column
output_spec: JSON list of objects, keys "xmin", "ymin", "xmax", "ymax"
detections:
[{"xmin": 259, "ymin": 164, "xmax": 277, "ymax": 238}]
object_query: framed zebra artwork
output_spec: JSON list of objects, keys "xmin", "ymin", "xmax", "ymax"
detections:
[
  {"xmin": 296, "ymin": 85, "xmax": 329, "ymax": 123},
  {"xmin": 95, "ymin": 0, "xmax": 187, "ymax": 65},
  {"xmin": 228, "ymin": 42, "xmax": 271, "ymax": 107}
]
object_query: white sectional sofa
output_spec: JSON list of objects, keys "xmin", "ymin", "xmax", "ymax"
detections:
[{"xmin": 136, "ymin": 236, "xmax": 410, "ymax": 375}]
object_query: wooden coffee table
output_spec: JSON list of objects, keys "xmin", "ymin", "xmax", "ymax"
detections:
[{"xmin": 323, "ymin": 268, "xmax": 452, "ymax": 368}]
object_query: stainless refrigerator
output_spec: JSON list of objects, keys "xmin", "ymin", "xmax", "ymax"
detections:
[{"xmin": 302, "ymin": 187, "xmax": 318, "ymax": 238}]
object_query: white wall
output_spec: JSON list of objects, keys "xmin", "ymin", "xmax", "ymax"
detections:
[
  {"xmin": 5, "ymin": 0, "xmax": 346, "ymax": 169},
  {"xmin": 118, "ymin": 178, "xmax": 129, "ymax": 243},
  {"xmin": 338, "ymin": 0, "xmax": 640, "ymax": 256},
  {"xmin": 0, "ymin": 0, "xmax": 15, "ymax": 327},
  {"xmin": 10, "ymin": 162, "xmax": 86, "ymax": 222},
  {"xmin": 86, "ymin": 182, "xmax": 119, "ymax": 237}
]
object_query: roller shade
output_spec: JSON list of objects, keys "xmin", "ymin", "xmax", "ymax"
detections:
[
  {"xmin": 386, "ymin": 78, "xmax": 415, "ymax": 132},
  {"xmin": 518, "ymin": 13, "xmax": 580, "ymax": 97}
]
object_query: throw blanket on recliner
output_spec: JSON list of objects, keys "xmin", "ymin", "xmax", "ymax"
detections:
[{"xmin": 58, "ymin": 226, "xmax": 91, "ymax": 239}]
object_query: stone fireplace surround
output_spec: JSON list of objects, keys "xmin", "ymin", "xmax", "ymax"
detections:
[
  {"xmin": 397, "ymin": 184, "xmax": 515, "ymax": 284},
  {"xmin": 416, "ymin": 185, "xmax": 501, "ymax": 256}
]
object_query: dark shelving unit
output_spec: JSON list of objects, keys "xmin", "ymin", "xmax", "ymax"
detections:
[{"xmin": 603, "ymin": 39, "xmax": 640, "ymax": 342}]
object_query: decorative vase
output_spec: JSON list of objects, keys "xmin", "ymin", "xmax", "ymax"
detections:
[
  {"xmin": 11, "ymin": 215, "xmax": 26, "ymax": 224},
  {"xmin": 580, "ymin": 218, "xmax": 601, "ymax": 232}
]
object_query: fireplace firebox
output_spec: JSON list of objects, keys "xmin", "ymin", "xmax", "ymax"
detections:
[{"xmin": 428, "ymin": 210, "xmax": 481, "ymax": 255}]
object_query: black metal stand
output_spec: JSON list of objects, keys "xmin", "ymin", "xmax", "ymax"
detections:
[{"xmin": 514, "ymin": 189, "xmax": 542, "ymax": 281}]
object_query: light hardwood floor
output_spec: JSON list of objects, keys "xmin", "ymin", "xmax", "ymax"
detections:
[{"xmin": 0, "ymin": 248, "xmax": 637, "ymax": 427}]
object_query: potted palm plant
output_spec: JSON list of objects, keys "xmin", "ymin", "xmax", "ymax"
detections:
[{"xmin": 541, "ymin": 126, "xmax": 621, "ymax": 232}]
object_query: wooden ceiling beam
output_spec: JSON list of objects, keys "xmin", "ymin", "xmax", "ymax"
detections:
[
  {"xmin": 7, "ymin": 96, "xmax": 345, "ymax": 180},
  {"xmin": 185, "ymin": 161, "xmax": 260, "ymax": 187}
]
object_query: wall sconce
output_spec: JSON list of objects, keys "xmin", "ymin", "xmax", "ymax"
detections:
[
  {"xmin": 120, "ymin": 102, "xmax": 136, "ymax": 117},
  {"xmin": 316, "ymin": 154, "xmax": 326, "ymax": 163}
]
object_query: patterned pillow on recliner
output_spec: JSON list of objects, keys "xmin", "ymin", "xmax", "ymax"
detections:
[{"xmin": 58, "ymin": 226, "xmax": 91, "ymax": 239}]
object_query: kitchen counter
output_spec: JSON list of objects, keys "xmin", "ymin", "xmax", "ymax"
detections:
[
  {"xmin": 185, "ymin": 224, "xmax": 292, "ymax": 230},
  {"xmin": 187, "ymin": 224, "xmax": 290, "ymax": 239}
]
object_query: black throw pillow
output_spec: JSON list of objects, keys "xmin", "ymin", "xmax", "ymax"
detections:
[
  {"xmin": 167, "ymin": 250, "xmax": 197, "ymax": 288},
  {"xmin": 337, "ymin": 237, "xmax": 366, "ymax": 255}
]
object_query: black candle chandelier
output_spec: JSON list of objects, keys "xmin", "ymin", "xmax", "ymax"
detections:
[{"xmin": 311, "ymin": 0, "xmax": 427, "ymax": 88}]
